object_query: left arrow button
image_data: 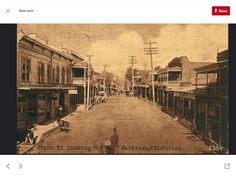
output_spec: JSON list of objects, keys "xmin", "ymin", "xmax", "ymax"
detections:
[{"xmin": 6, "ymin": 163, "xmax": 10, "ymax": 169}]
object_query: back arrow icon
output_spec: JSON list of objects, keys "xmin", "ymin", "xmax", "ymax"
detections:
[
  {"xmin": 19, "ymin": 163, "xmax": 23, "ymax": 169},
  {"xmin": 6, "ymin": 163, "xmax": 10, "ymax": 169}
]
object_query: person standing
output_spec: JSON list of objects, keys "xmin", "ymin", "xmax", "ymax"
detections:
[
  {"xmin": 110, "ymin": 127, "xmax": 119, "ymax": 154},
  {"xmin": 57, "ymin": 105, "xmax": 63, "ymax": 122}
]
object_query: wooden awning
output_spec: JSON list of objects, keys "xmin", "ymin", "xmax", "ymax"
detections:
[{"xmin": 194, "ymin": 61, "xmax": 228, "ymax": 74}]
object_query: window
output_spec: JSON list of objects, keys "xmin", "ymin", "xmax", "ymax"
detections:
[
  {"xmin": 21, "ymin": 59, "xmax": 31, "ymax": 81},
  {"xmin": 67, "ymin": 68, "xmax": 70, "ymax": 83},
  {"xmin": 56, "ymin": 66, "xmax": 60, "ymax": 83},
  {"xmin": 37, "ymin": 62, "xmax": 45, "ymax": 82},
  {"xmin": 53, "ymin": 67, "xmax": 55, "ymax": 83},
  {"xmin": 207, "ymin": 104, "xmax": 221, "ymax": 143},
  {"xmin": 208, "ymin": 104, "xmax": 220, "ymax": 121},
  {"xmin": 72, "ymin": 68, "xmax": 84, "ymax": 78},
  {"xmin": 47, "ymin": 64, "xmax": 51, "ymax": 83},
  {"xmin": 168, "ymin": 71, "xmax": 181, "ymax": 81},
  {"xmin": 61, "ymin": 67, "xmax": 65, "ymax": 84}
]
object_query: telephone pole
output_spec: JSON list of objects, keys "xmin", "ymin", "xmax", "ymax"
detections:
[
  {"xmin": 128, "ymin": 56, "xmax": 137, "ymax": 97},
  {"xmin": 144, "ymin": 40, "xmax": 158, "ymax": 105},
  {"xmin": 86, "ymin": 55, "xmax": 93, "ymax": 111},
  {"xmin": 102, "ymin": 64, "xmax": 109, "ymax": 93}
]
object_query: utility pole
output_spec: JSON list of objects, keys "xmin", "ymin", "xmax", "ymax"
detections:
[
  {"xmin": 86, "ymin": 55, "xmax": 93, "ymax": 111},
  {"xmin": 144, "ymin": 40, "xmax": 158, "ymax": 105},
  {"xmin": 102, "ymin": 64, "xmax": 109, "ymax": 93},
  {"xmin": 128, "ymin": 56, "xmax": 137, "ymax": 97}
]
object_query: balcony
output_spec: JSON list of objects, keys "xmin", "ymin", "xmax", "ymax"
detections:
[
  {"xmin": 195, "ymin": 87, "xmax": 228, "ymax": 96},
  {"xmin": 18, "ymin": 80, "xmax": 74, "ymax": 88},
  {"xmin": 154, "ymin": 80, "xmax": 180, "ymax": 86},
  {"xmin": 72, "ymin": 77, "xmax": 86, "ymax": 85}
]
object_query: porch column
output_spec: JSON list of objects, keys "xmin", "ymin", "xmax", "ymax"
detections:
[
  {"xmin": 166, "ymin": 92, "xmax": 169, "ymax": 110},
  {"xmin": 195, "ymin": 73, "xmax": 198, "ymax": 89},
  {"xmin": 206, "ymin": 72, "xmax": 209, "ymax": 94},
  {"xmin": 192, "ymin": 99, "xmax": 197, "ymax": 131},
  {"xmin": 83, "ymin": 67, "xmax": 86, "ymax": 106},
  {"xmin": 219, "ymin": 105, "xmax": 222, "ymax": 146},
  {"xmin": 205, "ymin": 103, "xmax": 208, "ymax": 137},
  {"xmin": 145, "ymin": 87, "xmax": 147, "ymax": 100}
]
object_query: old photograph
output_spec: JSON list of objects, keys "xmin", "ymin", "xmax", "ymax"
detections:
[{"xmin": 16, "ymin": 24, "xmax": 228, "ymax": 154}]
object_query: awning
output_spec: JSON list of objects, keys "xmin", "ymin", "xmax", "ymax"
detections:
[
  {"xmin": 194, "ymin": 61, "xmax": 227, "ymax": 74},
  {"xmin": 167, "ymin": 85, "xmax": 196, "ymax": 93},
  {"xmin": 18, "ymin": 86, "xmax": 77, "ymax": 90}
]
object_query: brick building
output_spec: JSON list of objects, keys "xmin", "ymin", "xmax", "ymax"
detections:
[{"xmin": 17, "ymin": 31, "xmax": 77, "ymax": 142}]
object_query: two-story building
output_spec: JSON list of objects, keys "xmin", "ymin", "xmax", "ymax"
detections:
[
  {"xmin": 71, "ymin": 51, "xmax": 101, "ymax": 109},
  {"xmin": 71, "ymin": 51, "xmax": 87, "ymax": 106},
  {"xmin": 17, "ymin": 31, "xmax": 77, "ymax": 142},
  {"xmin": 193, "ymin": 50, "xmax": 228, "ymax": 151},
  {"xmin": 152, "ymin": 56, "xmax": 212, "ymax": 128},
  {"xmin": 133, "ymin": 70, "xmax": 151, "ymax": 100}
]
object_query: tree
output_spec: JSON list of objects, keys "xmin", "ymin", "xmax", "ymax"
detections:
[
  {"xmin": 103, "ymin": 71, "xmax": 114, "ymax": 84},
  {"xmin": 125, "ymin": 66, "xmax": 138, "ymax": 82}
]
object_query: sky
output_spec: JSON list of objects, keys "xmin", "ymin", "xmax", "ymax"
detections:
[{"xmin": 18, "ymin": 24, "xmax": 228, "ymax": 78}]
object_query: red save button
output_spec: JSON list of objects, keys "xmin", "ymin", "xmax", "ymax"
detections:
[{"xmin": 212, "ymin": 6, "xmax": 230, "ymax": 15}]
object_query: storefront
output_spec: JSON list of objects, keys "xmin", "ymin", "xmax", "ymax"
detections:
[
  {"xmin": 195, "ymin": 97, "xmax": 228, "ymax": 149},
  {"xmin": 166, "ymin": 91, "xmax": 174, "ymax": 116},
  {"xmin": 173, "ymin": 90, "xmax": 195, "ymax": 129}
]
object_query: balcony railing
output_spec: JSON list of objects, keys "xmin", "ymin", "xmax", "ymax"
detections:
[
  {"xmin": 195, "ymin": 87, "xmax": 228, "ymax": 96},
  {"xmin": 154, "ymin": 80, "xmax": 180, "ymax": 86},
  {"xmin": 19, "ymin": 80, "xmax": 74, "ymax": 88}
]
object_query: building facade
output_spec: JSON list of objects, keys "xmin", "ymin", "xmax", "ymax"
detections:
[
  {"xmin": 71, "ymin": 51, "xmax": 101, "ymax": 109},
  {"xmin": 194, "ymin": 50, "xmax": 228, "ymax": 151},
  {"xmin": 17, "ymin": 32, "xmax": 77, "ymax": 142},
  {"xmin": 133, "ymin": 70, "xmax": 151, "ymax": 99}
]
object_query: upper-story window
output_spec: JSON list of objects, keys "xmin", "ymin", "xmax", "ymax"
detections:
[
  {"xmin": 21, "ymin": 58, "xmax": 31, "ymax": 82},
  {"xmin": 47, "ymin": 64, "xmax": 51, "ymax": 83},
  {"xmin": 56, "ymin": 66, "xmax": 60, "ymax": 83},
  {"xmin": 61, "ymin": 67, "xmax": 65, "ymax": 84},
  {"xmin": 67, "ymin": 68, "xmax": 70, "ymax": 83},
  {"xmin": 37, "ymin": 62, "xmax": 45, "ymax": 82},
  {"xmin": 53, "ymin": 67, "xmax": 55, "ymax": 83}
]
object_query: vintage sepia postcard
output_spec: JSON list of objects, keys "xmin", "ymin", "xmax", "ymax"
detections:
[{"xmin": 16, "ymin": 24, "xmax": 228, "ymax": 154}]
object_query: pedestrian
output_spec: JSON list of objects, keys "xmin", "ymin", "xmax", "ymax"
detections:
[
  {"xmin": 57, "ymin": 105, "xmax": 63, "ymax": 122},
  {"xmin": 59, "ymin": 105, "xmax": 63, "ymax": 116},
  {"xmin": 110, "ymin": 126, "xmax": 119, "ymax": 154},
  {"xmin": 103, "ymin": 138, "xmax": 112, "ymax": 154}
]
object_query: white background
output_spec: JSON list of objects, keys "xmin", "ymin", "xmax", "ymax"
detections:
[
  {"xmin": 0, "ymin": 155, "xmax": 235, "ymax": 177},
  {"xmin": 0, "ymin": 0, "xmax": 235, "ymax": 177},
  {"xmin": 0, "ymin": 0, "xmax": 235, "ymax": 23}
]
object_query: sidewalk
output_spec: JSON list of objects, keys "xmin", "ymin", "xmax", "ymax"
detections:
[{"xmin": 18, "ymin": 106, "xmax": 86, "ymax": 154}]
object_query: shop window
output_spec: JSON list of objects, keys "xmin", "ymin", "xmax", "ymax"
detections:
[
  {"xmin": 196, "ymin": 101, "xmax": 207, "ymax": 134},
  {"xmin": 207, "ymin": 104, "xmax": 221, "ymax": 144},
  {"xmin": 21, "ymin": 58, "xmax": 31, "ymax": 81},
  {"xmin": 184, "ymin": 99, "xmax": 194, "ymax": 122},
  {"xmin": 17, "ymin": 103, "xmax": 26, "ymax": 122},
  {"xmin": 28, "ymin": 95, "xmax": 36, "ymax": 116}
]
